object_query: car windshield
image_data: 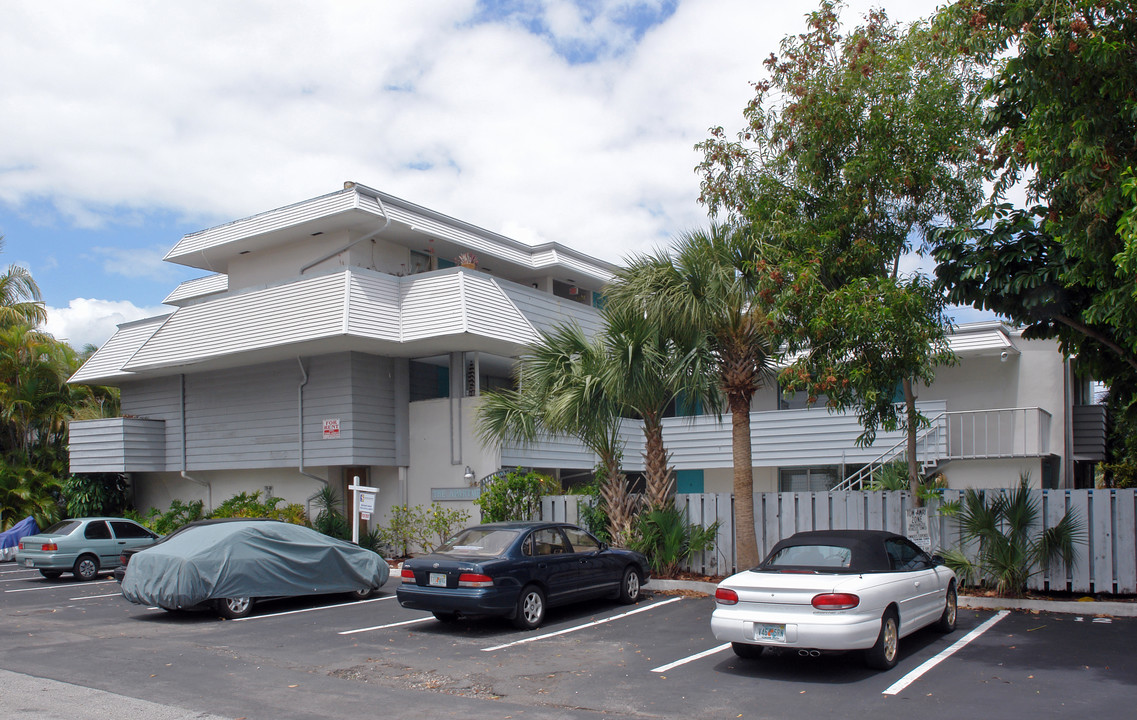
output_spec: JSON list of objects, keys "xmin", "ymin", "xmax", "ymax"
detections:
[
  {"xmin": 435, "ymin": 528, "xmax": 520, "ymax": 557},
  {"xmin": 43, "ymin": 521, "xmax": 80, "ymax": 535},
  {"xmin": 764, "ymin": 543, "xmax": 853, "ymax": 570}
]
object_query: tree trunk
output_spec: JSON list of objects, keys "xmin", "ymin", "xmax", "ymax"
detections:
[
  {"xmin": 642, "ymin": 416, "xmax": 675, "ymax": 511},
  {"xmin": 600, "ymin": 465, "xmax": 638, "ymax": 548},
  {"xmin": 903, "ymin": 378, "xmax": 922, "ymax": 506},
  {"xmin": 730, "ymin": 394, "xmax": 760, "ymax": 569}
]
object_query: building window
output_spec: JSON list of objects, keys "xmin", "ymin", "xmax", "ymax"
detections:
[{"xmin": 778, "ymin": 466, "xmax": 839, "ymax": 492}]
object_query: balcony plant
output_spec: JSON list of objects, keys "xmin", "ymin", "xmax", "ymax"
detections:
[{"xmin": 456, "ymin": 252, "xmax": 478, "ymax": 269}]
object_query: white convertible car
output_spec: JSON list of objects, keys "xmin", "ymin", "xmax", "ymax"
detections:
[{"xmin": 711, "ymin": 530, "xmax": 957, "ymax": 670}]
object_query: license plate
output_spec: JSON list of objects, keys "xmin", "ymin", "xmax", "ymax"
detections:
[
  {"xmin": 755, "ymin": 623, "xmax": 785, "ymax": 642},
  {"xmin": 24, "ymin": 559, "xmax": 33, "ymax": 568},
  {"xmin": 429, "ymin": 573, "xmax": 447, "ymax": 587}
]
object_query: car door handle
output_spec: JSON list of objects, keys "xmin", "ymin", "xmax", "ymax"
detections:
[
  {"xmin": 538, "ymin": 562, "xmax": 548, "ymax": 569},
  {"xmin": 913, "ymin": 581, "xmax": 921, "ymax": 588}
]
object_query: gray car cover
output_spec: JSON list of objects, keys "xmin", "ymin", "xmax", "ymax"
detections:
[{"xmin": 121, "ymin": 520, "xmax": 388, "ymax": 610}]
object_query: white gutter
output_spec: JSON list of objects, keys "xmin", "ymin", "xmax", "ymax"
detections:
[
  {"xmin": 179, "ymin": 374, "xmax": 212, "ymax": 511},
  {"xmin": 299, "ymin": 193, "xmax": 391, "ymax": 275},
  {"xmin": 297, "ymin": 358, "xmax": 328, "ymax": 515}
]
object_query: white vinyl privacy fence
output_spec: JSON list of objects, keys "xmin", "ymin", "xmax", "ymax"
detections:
[{"xmin": 540, "ymin": 489, "xmax": 1137, "ymax": 595}]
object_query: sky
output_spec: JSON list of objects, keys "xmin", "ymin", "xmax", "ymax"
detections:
[{"xmin": 0, "ymin": 0, "xmax": 986, "ymax": 350}]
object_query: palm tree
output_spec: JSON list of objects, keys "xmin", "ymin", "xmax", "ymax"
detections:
[
  {"xmin": 605, "ymin": 225, "xmax": 775, "ymax": 569},
  {"xmin": 476, "ymin": 322, "xmax": 638, "ymax": 545},
  {"xmin": 600, "ymin": 304, "xmax": 715, "ymax": 511},
  {"xmin": 0, "ymin": 237, "xmax": 48, "ymax": 328}
]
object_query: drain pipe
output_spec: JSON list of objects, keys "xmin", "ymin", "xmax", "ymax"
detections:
[
  {"xmin": 297, "ymin": 358, "xmax": 328, "ymax": 516},
  {"xmin": 179, "ymin": 374, "xmax": 212, "ymax": 512},
  {"xmin": 299, "ymin": 193, "xmax": 391, "ymax": 275}
]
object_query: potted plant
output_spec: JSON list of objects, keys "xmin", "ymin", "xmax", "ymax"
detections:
[{"xmin": 456, "ymin": 252, "xmax": 478, "ymax": 269}]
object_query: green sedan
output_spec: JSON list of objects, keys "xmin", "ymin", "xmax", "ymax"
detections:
[{"xmin": 16, "ymin": 517, "xmax": 159, "ymax": 581}]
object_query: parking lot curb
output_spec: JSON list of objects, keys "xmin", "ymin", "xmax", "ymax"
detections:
[{"xmin": 649, "ymin": 579, "xmax": 1137, "ymax": 617}]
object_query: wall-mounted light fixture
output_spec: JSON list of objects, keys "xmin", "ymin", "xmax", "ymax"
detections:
[{"xmin": 463, "ymin": 466, "xmax": 476, "ymax": 484}]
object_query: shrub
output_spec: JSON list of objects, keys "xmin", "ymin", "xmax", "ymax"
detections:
[
  {"xmin": 475, "ymin": 468, "xmax": 557, "ymax": 522},
  {"xmin": 423, "ymin": 504, "xmax": 471, "ymax": 552},
  {"xmin": 312, "ymin": 485, "xmax": 349, "ymax": 540},
  {"xmin": 629, "ymin": 505, "xmax": 719, "ymax": 577},
  {"xmin": 143, "ymin": 499, "xmax": 205, "ymax": 535},
  {"xmin": 61, "ymin": 473, "xmax": 127, "ymax": 518},
  {"xmin": 939, "ymin": 475, "xmax": 1084, "ymax": 597},
  {"xmin": 380, "ymin": 504, "xmax": 428, "ymax": 557}
]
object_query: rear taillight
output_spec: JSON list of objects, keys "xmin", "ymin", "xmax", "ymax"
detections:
[
  {"xmin": 17, "ymin": 541, "xmax": 23, "ymax": 550},
  {"xmin": 811, "ymin": 593, "xmax": 859, "ymax": 610},
  {"xmin": 119, "ymin": 554, "xmax": 128, "ymax": 564},
  {"xmin": 715, "ymin": 587, "xmax": 739, "ymax": 605},
  {"xmin": 457, "ymin": 573, "xmax": 493, "ymax": 588},
  {"xmin": 400, "ymin": 568, "xmax": 415, "ymax": 583},
  {"xmin": 41, "ymin": 543, "xmax": 58, "ymax": 552}
]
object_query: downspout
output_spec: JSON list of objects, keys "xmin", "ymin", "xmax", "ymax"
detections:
[
  {"xmin": 179, "ymin": 374, "xmax": 212, "ymax": 512},
  {"xmin": 298, "ymin": 358, "xmax": 328, "ymax": 516},
  {"xmin": 299, "ymin": 193, "xmax": 391, "ymax": 275}
]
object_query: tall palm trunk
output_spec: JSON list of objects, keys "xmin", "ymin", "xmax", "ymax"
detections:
[
  {"xmin": 600, "ymin": 464, "xmax": 638, "ymax": 547},
  {"xmin": 642, "ymin": 414, "xmax": 675, "ymax": 510},
  {"xmin": 729, "ymin": 391, "xmax": 760, "ymax": 569}
]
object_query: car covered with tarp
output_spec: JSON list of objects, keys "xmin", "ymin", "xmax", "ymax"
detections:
[
  {"xmin": 0, "ymin": 516, "xmax": 39, "ymax": 562},
  {"xmin": 120, "ymin": 519, "xmax": 389, "ymax": 618}
]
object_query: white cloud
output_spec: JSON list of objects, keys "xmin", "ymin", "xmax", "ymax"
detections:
[
  {"xmin": 43, "ymin": 298, "xmax": 167, "ymax": 350},
  {"xmin": 0, "ymin": 0, "xmax": 950, "ymax": 320}
]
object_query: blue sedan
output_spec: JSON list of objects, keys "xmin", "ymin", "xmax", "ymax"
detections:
[{"xmin": 396, "ymin": 521, "xmax": 650, "ymax": 629}]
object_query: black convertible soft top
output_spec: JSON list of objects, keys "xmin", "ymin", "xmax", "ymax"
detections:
[{"xmin": 757, "ymin": 530, "xmax": 917, "ymax": 574}]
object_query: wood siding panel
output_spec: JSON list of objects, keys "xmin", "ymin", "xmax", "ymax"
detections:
[
  {"xmin": 125, "ymin": 274, "xmax": 346, "ymax": 370},
  {"xmin": 68, "ymin": 418, "xmax": 166, "ymax": 473},
  {"xmin": 399, "ymin": 274, "xmax": 465, "ymax": 341},
  {"xmin": 120, "ymin": 377, "xmax": 184, "ymax": 471},
  {"xmin": 346, "ymin": 271, "xmax": 401, "ymax": 340},
  {"xmin": 499, "ymin": 284, "xmax": 604, "ymax": 338},
  {"xmin": 69, "ymin": 315, "xmax": 170, "ymax": 384},
  {"xmin": 462, "ymin": 274, "xmax": 538, "ymax": 345}
]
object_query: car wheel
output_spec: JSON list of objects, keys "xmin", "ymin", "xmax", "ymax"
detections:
[
  {"xmin": 348, "ymin": 587, "xmax": 376, "ymax": 600},
  {"xmin": 731, "ymin": 642, "xmax": 764, "ymax": 660},
  {"xmin": 433, "ymin": 611, "xmax": 459, "ymax": 623},
  {"xmin": 511, "ymin": 585, "xmax": 546, "ymax": 630},
  {"xmin": 38, "ymin": 570, "xmax": 62, "ymax": 580},
  {"xmin": 864, "ymin": 609, "xmax": 900, "ymax": 670},
  {"xmin": 215, "ymin": 597, "xmax": 253, "ymax": 619},
  {"xmin": 73, "ymin": 555, "xmax": 99, "ymax": 581},
  {"xmin": 618, "ymin": 566, "xmax": 643, "ymax": 604},
  {"xmin": 935, "ymin": 582, "xmax": 958, "ymax": 633}
]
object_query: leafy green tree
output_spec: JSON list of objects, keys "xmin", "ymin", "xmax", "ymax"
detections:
[
  {"xmin": 423, "ymin": 503, "xmax": 471, "ymax": 551},
  {"xmin": 932, "ymin": 1, "xmax": 1137, "ymax": 424},
  {"xmin": 605, "ymin": 225, "xmax": 774, "ymax": 569},
  {"xmin": 695, "ymin": 1, "xmax": 985, "ymax": 496},
  {"xmin": 62, "ymin": 473, "xmax": 127, "ymax": 517}
]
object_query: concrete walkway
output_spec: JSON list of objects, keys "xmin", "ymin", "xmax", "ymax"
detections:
[{"xmin": 649, "ymin": 578, "xmax": 1137, "ymax": 617}]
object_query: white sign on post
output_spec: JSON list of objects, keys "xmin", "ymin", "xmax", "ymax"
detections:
[
  {"xmin": 348, "ymin": 482, "xmax": 379, "ymax": 545},
  {"xmin": 359, "ymin": 492, "xmax": 375, "ymax": 514},
  {"xmin": 906, "ymin": 507, "xmax": 932, "ymax": 553}
]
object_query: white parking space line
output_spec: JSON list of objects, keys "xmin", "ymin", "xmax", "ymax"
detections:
[
  {"xmin": 0, "ymin": 568, "xmax": 39, "ymax": 575},
  {"xmin": 480, "ymin": 597, "xmax": 683, "ymax": 652},
  {"xmin": 339, "ymin": 617, "xmax": 434, "ymax": 634},
  {"xmin": 69, "ymin": 592, "xmax": 123, "ymax": 601},
  {"xmin": 5, "ymin": 580, "xmax": 116, "ymax": 593},
  {"xmin": 882, "ymin": 610, "xmax": 1010, "ymax": 696},
  {"xmin": 651, "ymin": 643, "xmax": 732, "ymax": 673},
  {"xmin": 1, "ymin": 575, "xmax": 45, "ymax": 583},
  {"xmin": 230, "ymin": 595, "xmax": 394, "ymax": 622}
]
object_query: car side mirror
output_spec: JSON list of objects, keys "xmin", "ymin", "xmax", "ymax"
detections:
[
  {"xmin": 598, "ymin": 542, "xmax": 608, "ymax": 552},
  {"xmin": 930, "ymin": 554, "xmax": 945, "ymax": 566}
]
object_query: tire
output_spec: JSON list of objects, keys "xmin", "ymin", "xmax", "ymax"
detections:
[
  {"xmin": 38, "ymin": 570, "xmax": 63, "ymax": 580},
  {"xmin": 618, "ymin": 566, "xmax": 643, "ymax": 604},
  {"xmin": 935, "ymin": 582, "xmax": 958, "ymax": 633},
  {"xmin": 215, "ymin": 597, "xmax": 253, "ymax": 619},
  {"xmin": 433, "ymin": 611, "xmax": 459, "ymax": 623},
  {"xmin": 731, "ymin": 642, "xmax": 764, "ymax": 660},
  {"xmin": 511, "ymin": 585, "xmax": 546, "ymax": 630},
  {"xmin": 73, "ymin": 555, "xmax": 99, "ymax": 581},
  {"xmin": 864, "ymin": 610, "xmax": 900, "ymax": 670},
  {"xmin": 348, "ymin": 587, "xmax": 376, "ymax": 600}
]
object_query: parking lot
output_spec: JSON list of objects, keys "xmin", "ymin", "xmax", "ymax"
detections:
[{"xmin": 2, "ymin": 563, "xmax": 1135, "ymax": 719}]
